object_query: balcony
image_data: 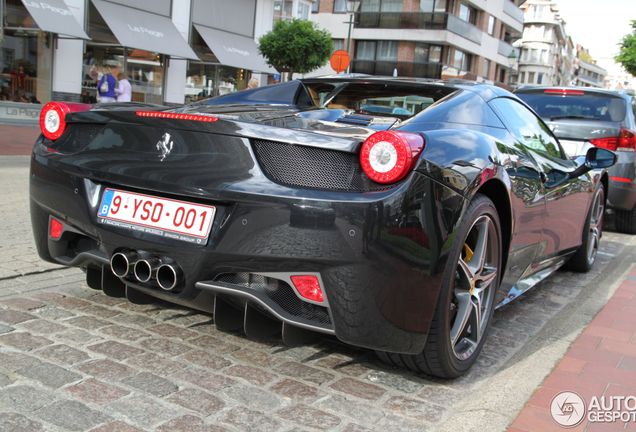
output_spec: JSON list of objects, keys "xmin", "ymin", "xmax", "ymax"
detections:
[
  {"xmin": 351, "ymin": 60, "xmax": 445, "ymax": 79},
  {"xmin": 498, "ymin": 40, "xmax": 517, "ymax": 57},
  {"xmin": 354, "ymin": 12, "xmax": 483, "ymax": 45},
  {"xmin": 503, "ymin": 0, "xmax": 524, "ymax": 24}
]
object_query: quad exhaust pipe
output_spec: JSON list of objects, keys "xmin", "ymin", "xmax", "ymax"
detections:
[{"xmin": 110, "ymin": 250, "xmax": 182, "ymax": 291}]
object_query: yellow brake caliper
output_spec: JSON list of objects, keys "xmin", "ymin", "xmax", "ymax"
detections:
[{"xmin": 463, "ymin": 243, "xmax": 475, "ymax": 294}]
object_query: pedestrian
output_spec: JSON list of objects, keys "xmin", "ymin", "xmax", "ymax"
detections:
[
  {"xmin": 97, "ymin": 66, "xmax": 116, "ymax": 103},
  {"xmin": 246, "ymin": 77, "xmax": 259, "ymax": 89},
  {"xmin": 114, "ymin": 72, "xmax": 132, "ymax": 102}
]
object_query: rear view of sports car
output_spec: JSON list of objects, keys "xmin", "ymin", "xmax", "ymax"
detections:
[{"xmin": 30, "ymin": 77, "xmax": 615, "ymax": 378}]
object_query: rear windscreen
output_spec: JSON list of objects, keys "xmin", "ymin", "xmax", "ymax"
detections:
[{"xmin": 516, "ymin": 93, "xmax": 626, "ymax": 122}]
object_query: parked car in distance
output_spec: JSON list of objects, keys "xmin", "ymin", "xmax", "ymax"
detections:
[
  {"xmin": 515, "ymin": 87, "xmax": 636, "ymax": 233},
  {"xmin": 30, "ymin": 78, "xmax": 616, "ymax": 379}
]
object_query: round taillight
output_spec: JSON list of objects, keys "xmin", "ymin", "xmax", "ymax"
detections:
[
  {"xmin": 360, "ymin": 131, "xmax": 425, "ymax": 184},
  {"xmin": 39, "ymin": 102, "xmax": 91, "ymax": 141}
]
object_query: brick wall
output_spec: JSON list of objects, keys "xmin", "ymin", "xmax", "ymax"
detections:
[
  {"xmin": 320, "ymin": 0, "xmax": 334, "ymax": 13},
  {"xmin": 398, "ymin": 42, "xmax": 415, "ymax": 62},
  {"xmin": 403, "ymin": 0, "xmax": 420, "ymax": 12}
]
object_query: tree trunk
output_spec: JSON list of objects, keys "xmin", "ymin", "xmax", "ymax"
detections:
[{"xmin": 288, "ymin": 67, "xmax": 294, "ymax": 81}]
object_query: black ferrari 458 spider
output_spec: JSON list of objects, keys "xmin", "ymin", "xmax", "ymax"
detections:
[{"xmin": 30, "ymin": 77, "xmax": 616, "ymax": 378}]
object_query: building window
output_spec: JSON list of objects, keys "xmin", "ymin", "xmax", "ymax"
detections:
[
  {"xmin": 528, "ymin": 71, "xmax": 535, "ymax": 84},
  {"xmin": 530, "ymin": 49, "xmax": 539, "ymax": 62},
  {"xmin": 312, "ymin": 0, "xmax": 320, "ymax": 13},
  {"xmin": 359, "ymin": 0, "xmax": 402, "ymax": 12},
  {"xmin": 333, "ymin": 39, "xmax": 345, "ymax": 52},
  {"xmin": 453, "ymin": 49, "xmax": 472, "ymax": 72},
  {"xmin": 298, "ymin": 1, "xmax": 310, "ymax": 19},
  {"xmin": 543, "ymin": 27, "xmax": 551, "ymax": 39},
  {"xmin": 519, "ymin": 72, "xmax": 525, "ymax": 84},
  {"xmin": 334, "ymin": 0, "xmax": 347, "ymax": 12},
  {"xmin": 488, "ymin": 16, "xmax": 495, "ymax": 36},
  {"xmin": 353, "ymin": 40, "xmax": 398, "ymax": 75},
  {"xmin": 414, "ymin": 43, "xmax": 443, "ymax": 63},
  {"xmin": 530, "ymin": 5, "xmax": 544, "ymax": 19},
  {"xmin": 537, "ymin": 73, "xmax": 544, "ymax": 84},
  {"xmin": 522, "ymin": 49, "xmax": 528, "ymax": 61},
  {"xmin": 274, "ymin": 0, "xmax": 294, "ymax": 21},
  {"xmin": 459, "ymin": 3, "xmax": 477, "ymax": 25},
  {"xmin": 483, "ymin": 58, "xmax": 491, "ymax": 79},
  {"xmin": 540, "ymin": 49, "xmax": 548, "ymax": 63},
  {"xmin": 420, "ymin": 0, "xmax": 448, "ymax": 12}
]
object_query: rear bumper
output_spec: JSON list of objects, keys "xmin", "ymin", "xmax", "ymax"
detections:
[
  {"xmin": 29, "ymin": 141, "xmax": 465, "ymax": 354},
  {"xmin": 607, "ymin": 151, "xmax": 636, "ymax": 211}
]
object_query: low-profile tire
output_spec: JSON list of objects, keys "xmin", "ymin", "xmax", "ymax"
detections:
[
  {"xmin": 565, "ymin": 183, "xmax": 605, "ymax": 272},
  {"xmin": 615, "ymin": 201, "xmax": 636, "ymax": 235},
  {"xmin": 376, "ymin": 193, "xmax": 502, "ymax": 378}
]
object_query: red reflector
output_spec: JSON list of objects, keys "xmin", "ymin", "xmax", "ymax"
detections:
[
  {"xmin": 50, "ymin": 218, "xmax": 64, "ymax": 239},
  {"xmin": 290, "ymin": 275, "xmax": 324, "ymax": 303},
  {"xmin": 610, "ymin": 176, "xmax": 632, "ymax": 183},
  {"xmin": 135, "ymin": 111, "xmax": 218, "ymax": 122},
  {"xmin": 544, "ymin": 89, "xmax": 585, "ymax": 95}
]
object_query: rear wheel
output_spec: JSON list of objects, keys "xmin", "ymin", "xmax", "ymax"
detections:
[
  {"xmin": 566, "ymin": 183, "xmax": 605, "ymax": 272},
  {"xmin": 376, "ymin": 194, "xmax": 502, "ymax": 378},
  {"xmin": 615, "ymin": 201, "xmax": 636, "ymax": 234}
]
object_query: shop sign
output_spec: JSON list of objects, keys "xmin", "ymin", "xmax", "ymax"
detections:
[{"xmin": 0, "ymin": 102, "xmax": 42, "ymax": 124}]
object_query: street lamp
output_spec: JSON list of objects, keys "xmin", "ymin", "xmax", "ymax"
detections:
[
  {"xmin": 507, "ymin": 50, "xmax": 518, "ymax": 90},
  {"xmin": 344, "ymin": 0, "xmax": 361, "ymax": 72}
]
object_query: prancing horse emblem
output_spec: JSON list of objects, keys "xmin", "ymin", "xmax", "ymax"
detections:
[{"xmin": 157, "ymin": 133, "xmax": 173, "ymax": 161}]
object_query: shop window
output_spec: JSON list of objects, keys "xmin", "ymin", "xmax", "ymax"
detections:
[
  {"xmin": 126, "ymin": 49, "xmax": 164, "ymax": 104},
  {"xmin": 82, "ymin": 46, "xmax": 124, "ymax": 103},
  {"xmin": 185, "ymin": 63, "xmax": 251, "ymax": 103}
]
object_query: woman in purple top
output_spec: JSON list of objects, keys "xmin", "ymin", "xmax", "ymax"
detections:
[
  {"xmin": 114, "ymin": 73, "xmax": 132, "ymax": 102},
  {"xmin": 98, "ymin": 66, "xmax": 117, "ymax": 102}
]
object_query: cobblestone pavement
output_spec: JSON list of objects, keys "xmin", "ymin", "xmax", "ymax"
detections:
[{"xmin": 1, "ymin": 155, "xmax": 634, "ymax": 431}]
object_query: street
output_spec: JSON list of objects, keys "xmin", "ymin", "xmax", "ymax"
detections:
[{"xmin": 1, "ymin": 154, "xmax": 635, "ymax": 431}]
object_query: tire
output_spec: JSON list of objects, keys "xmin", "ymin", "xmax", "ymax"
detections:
[
  {"xmin": 376, "ymin": 194, "xmax": 502, "ymax": 378},
  {"xmin": 615, "ymin": 201, "xmax": 636, "ymax": 234},
  {"xmin": 565, "ymin": 183, "xmax": 605, "ymax": 272}
]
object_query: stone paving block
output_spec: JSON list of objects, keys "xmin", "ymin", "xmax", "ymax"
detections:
[
  {"xmin": 121, "ymin": 372, "xmax": 179, "ymax": 397},
  {"xmin": 0, "ymin": 351, "xmax": 41, "ymax": 372},
  {"xmin": 164, "ymin": 388, "xmax": 226, "ymax": 415},
  {"xmin": 274, "ymin": 361, "xmax": 335, "ymax": 385},
  {"xmin": 383, "ymin": 395, "xmax": 446, "ymax": 422},
  {"xmin": 110, "ymin": 314, "xmax": 157, "ymax": 328},
  {"xmin": 89, "ymin": 421, "xmax": 145, "ymax": 432},
  {"xmin": 0, "ymin": 324, "xmax": 13, "ymax": 334},
  {"xmin": 54, "ymin": 329, "xmax": 104, "ymax": 345},
  {"xmin": 28, "ymin": 292, "xmax": 66, "ymax": 302},
  {"xmin": 33, "ymin": 400, "xmax": 112, "ymax": 431},
  {"xmin": 0, "ymin": 373, "xmax": 14, "ymax": 387},
  {"xmin": 76, "ymin": 359, "xmax": 136, "ymax": 380},
  {"xmin": 116, "ymin": 302, "xmax": 161, "ymax": 313},
  {"xmin": 64, "ymin": 316, "xmax": 111, "ymax": 330},
  {"xmin": 35, "ymin": 343, "xmax": 91, "ymax": 366},
  {"xmin": 225, "ymin": 334, "xmax": 279, "ymax": 350},
  {"xmin": 224, "ymin": 365, "xmax": 278, "ymax": 386},
  {"xmin": 32, "ymin": 306, "xmax": 76, "ymax": 320},
  {"xmin": 188, "ymin": 335, "xmax": 240, "ymax": 354},
  {"xmin": 312, "ymin": 356, "xmax": 371, "ymax": 377},
  {"xmin": 0, "ymin": 332, "xmax": 52, "ymax": 351},
  {"xmin": 187, "ymin": 320, "xmax": 218, "ymax": 334},
  {"xmin": 173, "ymin": 368, "xmax": 236, "ymax": 392},
  {"xmin": 63, "ymin": 378, "xmax": 130, "ymax": 405},
  {"xmin": 230, "ymin": 348, "xmax": 283, "ymax": 369},
  {"xmin": 0, "ymin": 310, "xmax": 37, "ymax": 324},
  {"xmin": 98, "ymin": 325, "xmax": 149, "ymax": 341},
  {"xmin": 365, "ymin": 370, "xmax": 426, "ymax": 394},
  {"xmin": 315, "ymin": 395, "xmax": 385, "ymax": 425},
  {"xmin": 0, "ymin": 386, "xmax": 56, "ymax": 412},
  {"xmin": 138, "ymin": 338, "xmax": 192, "ymax": 357},
  {"xmin": 78, "ymin": 305, "xmax": 121, "ymax": 318},
  {"xmin": 148, "ymin": 323, "xmax": 198, "ymax": 340},
  {"xmin": 125, "ymin": 352, "xmax": 186, "ymax": 375},
  {"xmin": 329, "ymin": 378, "xmax": 386, "ymax": 401},
  {"xmin": 221, "ymin": 406, "xmax": 282, "ymax": 432},
  {"xmin": 88, "ymin": 341, "xmax": 145, "ymax": 360},
  {"xmin": 275, "ymin": 404, "xmax": 341, "ymax": 431},
  {"xmin": 0, "ymin": 298, "xmax": 45, "ymax": 310},
  {"xmin": 224, "ymin": 383, "xmax": 282, "ymax": 412},
  {"xmin": 269, "ymin": 378, "xmax": 323, "ymax": 403},
  {"xmin": 0, "ymin": 412, "xmax": 45, "ymax": 432},
  {"xmin": 19, "ymin": 319, "xmax": 67, "ymax": 334},
  {"xmin": 163, "ymin": 311, "xmax": 212, "ymax": 328},
  {"xmin": 155, "ymin": 415, "xmax": 227, "ymax": 432},
  {"xmin": 377, "ymin": 413, "xmax": 430, "ymax": 432},
  {"xmin": 89, "ymin": 295, "xmax": 128, "ymax": 307},
  {"xmin": 19, "ymin": 362, "xmax": 82, "ymax": 388},
  {"xmin": 105, "ymin": 395, "xmax": 181, "ymax": 430},
  {"xmin": 49, "ymin": 297, "xmax": 91, "ymax": 309},
  {"xmin": 180, "ymin": 350, "xmax": 232, "ymax": 370},
  {"xmin": 417, "ymin": 385, "xmax": 464, "ymax": 406}
]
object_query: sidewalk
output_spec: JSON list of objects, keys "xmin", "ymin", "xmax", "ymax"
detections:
[
  {"xmin": 0, "ymin": 124, "xmax": 41, "ymax": 155},
  {"xmin": 509, "ymin": 266, "xmax": 636, "ymax": 432}
]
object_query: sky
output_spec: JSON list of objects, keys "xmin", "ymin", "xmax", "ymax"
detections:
[{"xmin": 553, "ymin": 0, "xmax": 635, "ymax": 60}]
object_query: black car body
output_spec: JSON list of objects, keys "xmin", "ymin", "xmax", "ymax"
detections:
[
  {"xmin": 30, "ymin": 77, "xmax": 615, "ymax": 378},
  {"xmin": 515, "ymin": 87, "xmax": 636, "ymax": 233}
]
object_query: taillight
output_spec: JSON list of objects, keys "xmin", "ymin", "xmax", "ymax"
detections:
[
  {"xmin": 590, "ymin": 127, "xmax": 636, "ymax": 152},
  {"xmin": 39, "ymin": 102, "xmax": 92, "ymax": 140},
  {"xmin": 290, "ymin": 275, "xmax": 324, "ymax": 303},
  {"xmin": 135, "ymin": 111, "xmax": 218, "ymax": 122},
  {"xmin": 544, "ymin": 89, "xmax": 585, "ymax": 96},
  {"xmin": 360, "ymin": 131, "xmax": 425, "ymax": 184}
]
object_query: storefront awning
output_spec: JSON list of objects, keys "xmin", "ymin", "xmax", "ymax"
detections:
[
  {"xmin": 194, "ymin": 25, "xmax": 277, "ymax": 74},
  {"xmin": 91, "ymin": 0, "xmax": 198, "ymax": 60},
  {"xmin": 20, "ymin": 0, "xmax": 89, "ymax": 39}
]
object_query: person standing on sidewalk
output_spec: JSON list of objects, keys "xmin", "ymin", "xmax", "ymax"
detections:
[
  {"xmin": 98, "ymin": 66, "xmax": 117, "ymax": 103},
  {"xmin": 114, "ymin": 72, "xmax": 132, "ymax": 102}
]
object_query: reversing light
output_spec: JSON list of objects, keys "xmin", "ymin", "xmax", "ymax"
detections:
[
  {"xmin": 360, "ymin": 131, "xmax": 425, "ymax": 184},
  {"xmin": 50, "ymin": 218, "xmax": 64, "ymax": 239},
  {"xmin": 135, "ymin": 111, "xmax": 218, "ymax": 122},
  {"xmin": 290, "ymin": 275, "xmax": 324, "ymax": 303},
  {"xmin": 39, "ymin": 102, "xmax": 92, "ymax": 140}
]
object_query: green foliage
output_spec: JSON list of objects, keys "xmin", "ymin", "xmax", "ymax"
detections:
[
  {"xmin": 615, "ymin": 20, "xmax": 636, "ymax": 77},
  {"xmin": 258, "ymin": 19, "xmax": 333, "ymax": 80}
]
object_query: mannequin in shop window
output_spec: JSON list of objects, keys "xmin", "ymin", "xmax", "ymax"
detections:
[
  {"xmin": 98, "ymin": 66, "xmax": 117, "ymax": 103},
  {"xmin": 114, "ymin": 73, "xmax": 132, "ymax": 102}
]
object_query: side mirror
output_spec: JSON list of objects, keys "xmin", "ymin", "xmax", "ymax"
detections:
[{"xmin": 569, "ymin": 147, "xmax": 617, "ymax": 179}]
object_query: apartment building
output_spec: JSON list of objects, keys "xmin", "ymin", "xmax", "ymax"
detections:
[{"xmin": 307, "ymin": 0, "xmax": 524, "ymax": 87}]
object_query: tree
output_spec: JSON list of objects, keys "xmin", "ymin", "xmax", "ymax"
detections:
[
  {"xmin": 615, "ymin": 20, "xmax": 636, "ymax": 77},
  {"xmin": 258, "ymin": 19, "xmax": 333, "ymax": 80}
]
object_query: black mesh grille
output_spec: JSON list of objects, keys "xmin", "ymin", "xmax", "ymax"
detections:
[
  {"xmin": 252, "ymin": 140, "xmax": 402, "ymax": 192},
  {"xmin": 214, "ymin": 273, "xmax": 332, "ymax": 325},
  {"xmin": 54, "ymin": 124, "xmax": 104, "ymax": 153}
]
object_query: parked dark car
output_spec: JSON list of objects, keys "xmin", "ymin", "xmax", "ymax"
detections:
[
  {"xmin": 515, "ymin": 87, "xmax": 636, "ymax": 233},
  {"xmin": 30, "ymin": 78, "xmax": 615, "ymax": 378}
]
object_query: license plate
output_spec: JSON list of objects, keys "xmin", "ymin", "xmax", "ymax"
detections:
[{"xmin": 97, "ymin": 189, "xmax": 215, "ymax": 244}]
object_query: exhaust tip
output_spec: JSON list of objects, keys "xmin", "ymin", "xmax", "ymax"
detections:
[
  {"xmin": 110, "ymin": 251, "xmax": 140, "ymax": 278},
  {"xmin": 134, "ymin": 258, "xmax": 161, "ymax": 283},
  {"xmin": 157, "ymin": 264, "xmax": 182, "ymax": 291}
]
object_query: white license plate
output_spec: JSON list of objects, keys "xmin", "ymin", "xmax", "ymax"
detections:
[{"xmin": 97, "ymin": 189, "xmax": 215, "ymax": 244}]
